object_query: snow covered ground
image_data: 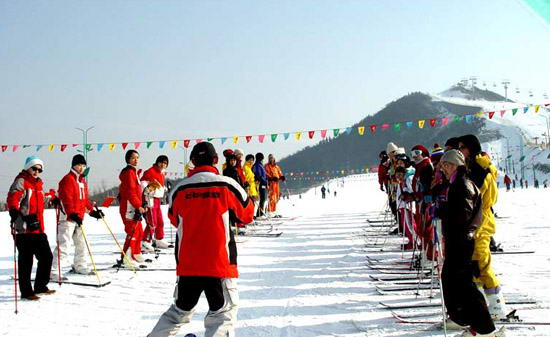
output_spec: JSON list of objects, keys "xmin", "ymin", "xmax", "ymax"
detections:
[{"xmin": 1, "ymin": 173, "xmax": 549, "ymax": 336}]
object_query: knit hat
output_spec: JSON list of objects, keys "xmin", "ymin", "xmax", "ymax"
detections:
[
  {"xmin": 234, "ymin": 148, "xmax": 244, "ymax": 156},
  {"xmin": 71, "ymin": 154, "xmax": 87, "ymax": 167},
  {"xmin": 440, "ymin": 149, "xmax": 465, "ymax": 166},
  {"xmin": 444, "ymin": 137, "xmax": 460, "ymax": 150},
  {"xmin": 24, "ymin": 156, "xmax": 44, "ymax": 171},
  {"xmin": 223, "ymin": 149, "xmax": 234, "ymax": 158},
  {"xmin": 431, "ymin": 143, "xmax": 444, "ymax": 162},
  {"xmin": 395, "ymin": 147, "xmax": 406, "ymax": 155},
  {"xmin": 432, "ymin": 143, "xmax": 443, "ymax": 153},
  {"xmin": 411, "ymin": 144, "xmax": 430, "ymax": 158},
  {"xmin": 457, "ymin": 134, "xmax": 482, "ymax": 155},
  {"xmin": 386, "ymin": 142, "xmax": 399, "ymax": 154}
]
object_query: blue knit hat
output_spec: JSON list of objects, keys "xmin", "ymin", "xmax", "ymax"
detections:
[{"xmin": 24, "ymin": 156, "xmax": 44, "ymax": 170}]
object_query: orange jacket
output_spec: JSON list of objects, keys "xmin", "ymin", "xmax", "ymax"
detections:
[{"xmin": 265, "ymin": 163, "xmax": 284, "ymax": 182}]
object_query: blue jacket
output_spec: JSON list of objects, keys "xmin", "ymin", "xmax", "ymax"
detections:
[{"xmin": 253, "ymin": 162, "xmax": 267, "ymax": 186}]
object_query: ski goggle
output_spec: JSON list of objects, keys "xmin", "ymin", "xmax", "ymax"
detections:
[
  {"xmin": 410, "ymin": 149, "xmax": 423, "ymax": 158},
  {"xmin": 30, "ymin": 166, "xmax": 43, "ymax": 173}
]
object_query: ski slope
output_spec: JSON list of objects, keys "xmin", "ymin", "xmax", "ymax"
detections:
[{"xmin": 1, "ymin": 174, "xmax": 549, "ymax": 336}]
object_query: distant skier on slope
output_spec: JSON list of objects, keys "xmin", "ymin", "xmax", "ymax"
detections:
[
  {"xmin": 321, "ymin": 185, "xmax": 326, "ymax": 199},
  {"xmin": 253, "ymin": 152, "xmax": 268, "ymax": 217},
  {"xmin": 148, "ymin": 142, "xmax": 254, "ymax": 337}
]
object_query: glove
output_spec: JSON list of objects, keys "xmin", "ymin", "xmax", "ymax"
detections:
[
  {"xmin": 49, "ymin": 197, "xmax": 61, "ymax": 208},
  {"xmin": 268, "ymin": 177, "xmax": 278, "ymax": 182},
  {"xmin": 279, "ymin": 176, "xmax": 286, "ymax": 182},
  {"xmin": 89, "ymin": 209, "xmax": 104, "ymax": 220},
  {"xmin": 9, "ymin": 209, "xmax": 21, "ymax": 223},
  {"xmin": 69, "ymin": 213, "xmax": 83, "ymax": 226},
  {"xmin": 243, "ymin": 182, "xmax": 249, "ymax": 189},
  {"xmin": 23, "ymin": 214, "xmax": 40, "ymax": 232},
  {"xmin": 379, "ymin": 184, "xmax": 385, "ymax": 191},
  {"xmin": 133, "ymin": 210, "xmax": 143, "ymax": 221}
]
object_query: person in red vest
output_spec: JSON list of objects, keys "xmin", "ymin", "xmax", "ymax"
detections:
[
  {"xmin": 7, "ymin": 156, "xmax": 56, "ymax": 300},
  {"xmin": 52, "ymin": 154, "xmax": 104, "ymax": 279},
  {"xmin": 141, "ymin": 155, "xmax": 170, "ymax": 251},
  {"xmin": 148, "ymin": 142, "xmax": 254, "ymax": 337},
  {"xmin": 503, "ymin": 174, "xmax": 512, "ymax": 191},
  {"xmin": 119, "ymin": 150, "xmax": 148, "ymax": 267}
]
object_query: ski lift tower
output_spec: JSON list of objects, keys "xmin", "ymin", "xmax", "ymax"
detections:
[{"xmin": 502, "ymin": 80, "xmax": 510, "ymax": 102}]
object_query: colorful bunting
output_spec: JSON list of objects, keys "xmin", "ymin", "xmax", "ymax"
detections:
[
  {"xmin": 258, "ymin": 134, "xmax": 266, "ymax": 143},
  {"xmin": 308, "ymin": 131, "xmax": 315, "ymax": 139},
  {"xmin": 36, "ymin": 145, "xmax": 43, "ymax": 151},
  {"xmin": 370, "ymin": 125, "xmax": 377, "ymax": 133},
  {"xmin": 465, "ymin": 115, "xmax": 472, "ymax": 123},
  {"xmin": 381, "ymin": 123, "xmax": 389, "ymax": 131},
  {"xmin": 500, "ymin": 110, "xmax": 506, "ymax": 117},
  {"xmin": 134, "ymin": 142, "xmax": 141, "ymax": 149},
  {"xmin": 109, "ymin": 143, "xmax": 116, "ymax": 151},
  {"xmin": 320, "ymin": 130, "xmax": 327, "ymax": 138},
  {"xmin": 271, "ymin": 134, "xmax": 277, "ymax": 142},
  {"xmin": 1, "ymin": 145, "xmax": 7, "ymax": 152},
  {"xmin": 60, "ymin": 144, "xmax": 67, "ymax": 152},
  {"xmin": 97, "ymin": 144, "xmax": 104, "ymax": 152},
  {"xmin": 418, "ymin": 120, "xmax": 425, "ymax": 129},
  {"xmin": 245, "ymin": 136, "xmax": 252, "ymax": 143},
  {"xmin": 429, "ymin": 119, "xmax": 437, "ymax": 127},
  {"xmin": 512, "ymin": 108, "xmax": 518, "ymax": 115},
  {"xmin": 48, "ymin": 144, "xmax": 54, "ymax": 152},
  {"xmin": 284, "ymin": 133, "xmax": 290, "ymax": 140},
  {"xmin": 294, "ymin": 132, "xmax": 302, "ymax": 141},
  {"xmin": 333, "ymin": 129, "xmax": 340, "ymax": 137},
  {"xmin": 488, "ymin": 111, "xmax": 495, "ymax": 119},
  {"xmin": 221, "ymin": 137, "xmax": 227, "ymax": 144},
  {"xmin": 12, "ymin": 145, "xmax": 19, "ymax": 152},
  {"xmin": 195, "ymin": 139, "xmax": 202, "ymax": 144},
  {"xmin": 170, "ymin": 140, "xmax": 178, "ymax": 149},
  {"xmin": 184, "ymin": 140, "xmax": 191, "ymax": 148},
  {"xmin": 535, "ymin": 105, "xmax": 540, "ymax": 113},
  {"xmin": 406, "ymin": 121, "xmax": 413, "ymax": 128},
  {"xmin": 232, "ymin": 136, "xmax": 239, "ymax": 144},
  {"xmin": 358, "ymin": 126, "xmax": 365, "ymax": 136},
  {"xmin": 524, "ymin": 107, "xmax": 529, "ymax": 113},
  {"xmin": 122, "ymin": 143, "xmax": 128, "ymax": 150},
  {"xmin": 344, "ymin": 127, "xmax": 352, "ymax": 135},
  {"xmin": 159, "ymin": 141, "xmax": 166, "ymax": 149},
  {"xmin": 394, "ymin": 123, "xmax": 401, "ymax": 131},
  {"xmin": 442, "ymin": 117, "xmax": 449, "ymax": 126}
]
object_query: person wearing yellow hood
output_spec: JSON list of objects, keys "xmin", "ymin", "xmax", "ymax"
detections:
[{"xmin": 458, "ymin": 134, "xmax": 506, "ymax": 320}]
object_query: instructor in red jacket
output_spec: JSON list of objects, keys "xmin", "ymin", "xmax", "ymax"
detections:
[{"xmin": 149, "ymin": 142, "xmax": 254, "ymax": 337}]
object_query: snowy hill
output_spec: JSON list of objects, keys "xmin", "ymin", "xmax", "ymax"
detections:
[{"xmin": 1, "ymin": 174, "xmax": 549, "ymax": 336}]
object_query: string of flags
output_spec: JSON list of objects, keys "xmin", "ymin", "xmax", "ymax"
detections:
[
  {"xmin": 160, "ymin": 167, "xmax": 379, "ymax": 179},
  {"xmin": 2, "ymin": 103, "xmax": 549, "ymax": 154}
]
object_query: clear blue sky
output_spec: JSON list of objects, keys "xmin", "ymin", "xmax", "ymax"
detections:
[{"xmin": 1, "ymin": 0, "xmax": 549, "ymax": 194}]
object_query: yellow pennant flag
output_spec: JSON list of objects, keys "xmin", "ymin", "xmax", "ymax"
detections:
[
  {"xmin": 475, "ymin": 111, "xmax": 485, "ymax": 118},
  {"xmin": 294, "ymin": 132, "xmax": 302, "ymax": 141},
  {"xmin": 358, "ymin": 126, "xmax": 365, "ymax": 136},
  {"xmin": 232, "ymin": 136, "xmax": 239, "ymax": 144},
  {"xmin": 48, "ymin": 144, "xmax": 55, "ymax": 152},
  {"xmin": 170, "ymin": 140, "xmax": 178, "ymax": 149},
  {"xmin": 535, "ymin": 105, "xmax": 540, "ymax": 113},
  {"xmin": 418, "ymin": 120, "xmax": 425, "ymax": 129},
  {"xmin": 109, "ymin": 143, "xmax": 116, "ymax": 151}
]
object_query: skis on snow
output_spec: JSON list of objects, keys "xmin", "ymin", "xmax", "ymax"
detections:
[{"xmin": 391, "ymin": 310, "xmax": 550, "ymax": 326}]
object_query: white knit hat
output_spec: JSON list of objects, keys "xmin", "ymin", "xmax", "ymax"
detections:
[
  {"xmin": 395, "ymin": 147, "xmax": 406, "ymax": 155},
  {"xmin": 234, "ymin": 148, "xmax": 244, "ymax": 156},
  {"xmin": 440, "ymin": 149, "xmax": 465, "ymax": 166},
  {"xmin": 386, "ymin": 142, "xmax": 399, "ymax": 154},
  {"xmin": 24, "ymin": 156, "xmax": 44, "ymax": 170}
]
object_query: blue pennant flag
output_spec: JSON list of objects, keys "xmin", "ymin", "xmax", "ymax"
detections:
[
  {"xmin": 97, "ymin": 144, "xmax": 104, "ymax": 152},
  {"xmin": 465, "ymin": 115, "xmax": 472, "ymax": 123},
  {"xmin": 344, "ymin": 127, "xmax": 352, "ymax": 135},
  {"xmin": 524, "ymin": 107, "xmax": 529, "ymax": 114},
  {"xmin": 221, "ymin": 137, "xmax": 227, "ymax": 144},
  {"xmin": 159, "ymin": 141, "xmax": 166, "ymax": 149},
  {"xmin": 36, "ymin": 145, "xmax": 43, "ymax": 151},
  {"xmin": 406, "ymin": 121, "xmax": 413, "ymax": 128},
  {"xmin": 284, "ymin": 133, "xmax": 290, "ymax": 140}
]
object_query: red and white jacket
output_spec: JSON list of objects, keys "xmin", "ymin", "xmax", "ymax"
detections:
[
  {"xmin": 7, "ymin": 170, "xmax": 47, "ymax": 234},
  {"xmin": 140, "ymin": 164, "xmax": 166, "ymax": 200},
  {"xmin": 58, "ymin": 169, "xmax": 93, "ymax": 221},
  {"xmin": 119, "ymin": 165, "xmax": 143, "ymax": 221},
  {"xmin": 169, "ymin": 165, "xmax": 254, "ymax": 278}
]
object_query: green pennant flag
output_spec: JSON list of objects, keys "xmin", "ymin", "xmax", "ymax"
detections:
[
  {"xmin": 23, "ymin": 145, "xmax": 31, "ymax": 148},
  {"xmin": 394, "ymin": 123, "xmax": 401, "ymax": 131},
  {"xmin": 512, "ymin": 108, "xmax": 518, "ymax": 116},
  {"xmin": 207, "ymin": 138, "xmax": 214, "ymax": 141},
  {"xmin": 271, "ymin": 134, "xmax": 278, "ymax": 142},
  {"xmin": 86, "ymin": 144, "xmax": 92, "ymax": 151},
  {"xmin": 333, "ymin": 129, "xmax": 340, "ymax": 137},
  {"xmin": 520, "ymin": 155, "xmax": 526, "ymax": 162},
  {"xmin": 146, "ymin": 141, "xmax": 153, "ymax": 149},
  {"xmin": 453, "ymin": 116, "xmax": 462, "ymax": 123},
  {"xmin": 507, "ymin": 154, "xmax": 512, "ymax": 159}
]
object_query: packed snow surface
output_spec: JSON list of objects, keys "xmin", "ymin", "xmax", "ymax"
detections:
[{"xmin": 1, "ymin": 174, "xmax": 549, "ymax": 336}]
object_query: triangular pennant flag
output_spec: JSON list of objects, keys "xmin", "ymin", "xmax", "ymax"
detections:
[
  {"xmin": 258, "ymin": 134, "xmax": 265, "ymax": 143},
  {"xmin": 381, "ymin": 123, "xmax": 389, "ymax": 131},
  {"xmin": 270, "ymin": 134, "xmax": 278, "ymax": 142},
  {"xmin": 465, "ymin": 115, "xmax": 473, "ymax": 123},
  {"xmin": 97, "ymin": 144, "xmax": 104, "ymax": 152},
  {"xmin": 221, "ymin": 137, "xmax": 227, "ymax": 144},
  {"xmin": 344, "ymin": 127, "xmax": 352, "ymax": 135},
  {"xmin": 294, "ymin": 132, "xmax": 302, "ymax": 141},
  {"xmin": 369, "ymin": 125, "xmax": 377, "ymax": 133},
  {"xmin": 524, "ymin": 107, "xmax": 529, "ymax": 113},
  {"xmin": 320, "ymin": 130, "xmax": 327, "ymax": 138},
  {"xmin": 146, "ymin": 141, "xmax": 153, "ymax": 149},
  {"xmin": 207, "ymin": 137, "xmax": 214, "ymax": 141},
  {"xmin": 308, "ymin": 130, "xmax": 315, "ymax": 139},
  {"xmin": 170, "ymin": 140, "xmax": 178, "ymax": 149},
  {"xmin": 418, "ymin": 120, "xmax": 425, "ymax": 129},
  {"xmin": 453, "ymin": 116, "xmax": 462, "ymax": 123},
  {"xmin": 72, "ymin": 144, "xmax": 78, "ymax": 148},
  {"xmin": 195, "ymin": 139, "xmax": 203, "ymax": 144},
  {"xmin": 284, "ymin": 133, "xmax": 290, "ymax": 140},
  {"xmin": 12, "ymin": 145, "xmax": 20, "ymax": 152},
  {"xmin": 232, "ymin": 136, "xmax": 239, "ymax": 144},
  {"xmin": 488, "ymin": 111, "xmax": 495, "ymax": 119},
  {"xmin": 333, "ymin": 129, "xmax": 340, "ymax": 137},
  {"xmin": 134, "ymin": 142, "xmax": 141, "ymax": 149},
  {"xmin": 48, "ymin": 144, "xmax": 55, "ymax": 152},
  {"xmin": 475, "ymin": 111, "xmax": 485, "ymax": 118},
  {"xmin": 512, "ymin": 108, "xmax": 518, "ymax": 116},
  {"xmin": 121, "ymin": 143, "xmax": 128, "ymax": 150},
  {"xmin": 60, "ymin": 144, "xmax": 67, "ymax": 152},
  {"xmin": 184, "ymin": 140, "xmax": 191, "ymax": 148},
  {"xmin": 442, "ymin": 117, "xmax": 449, "ymax": 126},
  {"xmin": 36, "ymin": 145, "xmax": 43, "ymax": 151},
  {"xmin": 535, "ymin": 105, "xmax": 540, "ymax": 113},
  {"xmin": 520, "ymin": 155, "xmax": 526, "ymax": 162},
  {"xmin": 159, "ymin": 141, "xmax": 166, "ymax": 149},
  {"xmin": 500, "ymin": 110, "xmax": 506, "ymax": 117},
  {"xmin": 86, "ymin": 144, "xmax": 92, "ymax": 151},
  {"xmin": 1, "ymin": 145, "xmax": 7, "ymax": 152},
  {"xmin": 109, "ymin": 143, "xmax": 116, "ymax": 151},
  {"xmin": 394, "ymin": 123, "xmax": 401, "ymax": 131},
  {"xmin": 245, "ymin": 136, "xmax": 252, "ymax": 143},
  {"xmin": 430, "ymin": 119, "xmax": 437, "ymax": 127},
  {"xmin": 406, "ymin": 121, "xmax": 413, "ymax": 128},
  {"xmin": 357, "ymin": 126, "xmax": 365, "ymax": 136},
  {"xmin": 23, "ymin": 145, "xmax": 30, "ymax": 148}
]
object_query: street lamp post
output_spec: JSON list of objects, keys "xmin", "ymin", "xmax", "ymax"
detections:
[{"xmin": 75, "ymin": 126, "xmax": 95, "ymax": 163}]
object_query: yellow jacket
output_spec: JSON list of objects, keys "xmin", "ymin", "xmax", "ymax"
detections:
[
  {"xmin": 243, "ymin": 161, "xmax": 258, "ymax": 197},
  {"xmin": 474, "ymin": 154, "xmax": 498, "ymax": 238}
]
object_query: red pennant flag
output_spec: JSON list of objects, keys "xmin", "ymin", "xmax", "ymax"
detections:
[
  {"xmin": 442, "ymin": 117, "xmax": 449, "ymax": 126},
  {"xmin": 12, "ymin": 145, "xmax": 20, "ymax": 152},
  {"xmin": 308, "ymin": 130, "xmax": 315, "ymax": 139},
  {"xmin": 122, "ymin": 143, "xmax": 128, "ymax": 150},
  {"xmin": 184, "ymin": 140, "xmax": 190, "ymax": 148},
  {"xmin": 382, "ymin": 123, "xmax": 389, "ymax": 131},
  {"xmin": 320, "ymin": 130, "xmax": 327, "ymax": 138},
  {"xmin": 500, "ymin": 109, "xmax": 506, "ymax": 117},
  {"xmin": 1, "ymin": 145, "xmax": 7, "ymax": 152},
  {"xmin": 258, "ymin": 134, "xmax": 265, "ymax": 143},
  {"xmin": 134, "ymin": 142, "xmax": 141, "ymax": 149},
  {"xmin": 101, "ymin": 197, "xmax": 116, "ymax": 208},
  {"xmin": 245, "ymin": 136, "xmax": 252, "ymax": 143},
  {"xmin": 61, "ymin": 144, "xmax": 68, "ymax": 152},
  {"xmin": 488, "ymin": 111, "xmax": 495, "ymax": 119},
  {"xmin": 195, "ymin": 139, "xmax": 202, "ymax": 144},
  {"xmin": 370, "ymin": 125, "xmax": 377, "ymax": 133},
  {"xmin": 72, "ymin": 144, "xmax": 78, "ymax": 148},
  {"xmin": 430, "ymin": 119, "xmax": 437, "ymax": 127}
]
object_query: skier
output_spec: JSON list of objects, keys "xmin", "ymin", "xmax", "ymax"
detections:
[
  {"xmin": 264, "ymin": 154, "xmax": 285, "ymax": 216},
  {"xmin": 378, "ymin": 151, "xmax": 389, "ymax": 191},
  {"xmin": 148, "ymin": 142, "xmax": 254, "ymax": 337},
  {"xmin": 119, "ymin": 150, "xmax": 148, "ymax": 267},
  {"xmin": 233, "ymin": 149, "xmax": 247, "ymax": 188},
  {"xmin": 458, "ymin": 134, "xmax": 507, "ymax": 319},
  {"xmin": 394, "ymin": 161, "xmax": 416, "ymax": 251},
  {"xmin": 534, "ymin": 179, "xmax": 539, "ymax": 188},
  {"xmin": 437, "ymin": 150, "xmax": 502, "ymax": 337},
  {"xmin": 252, "ymin": 152, "xmax": 268, "ymax": 217},
  {"xmin": 503, "ymin": 175, "xmax": 511, "ymax": 192},
  {"xmin": 222, "ymin": 151, "xmax": 242, "ymax": 184},
  {"xmin": 410, "ymin": 144, "xmax": 434, "ymax": 260},
  {"xmin": 140, "ymin": 155, "xmax": 170, "ymax": 251},
  {"xmin": 7, "ymin": 156, "xmax": 55, "ymax": 300},
  {"xmin": 321, "ymin": 185, "xmax": 326, "ymax": 199},
  {"xmin": 512, "ymin": 179, "xmax": 516, "ymax": 189},
  {"xmin": 52, "ymin": 154, "xmax": 104, "ymax": 279},
  {"xmin": 430, "ymin": 143, "xmax": 444, "ymax": 166},
  {"xmin": 544, "ymin": 179, "xmax": 548, "ymax": 188}
]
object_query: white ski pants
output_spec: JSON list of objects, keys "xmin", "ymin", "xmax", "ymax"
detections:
[
  {"xmin": 148, "ymin": 277, "xmax": 238, "ymax": 337},
  {"xmin": 52, "ymin": 220, "xmax": 88, "ymax": 274}
]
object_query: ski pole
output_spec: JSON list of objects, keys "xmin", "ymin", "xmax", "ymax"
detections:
[
  {"xmin": 95, "ymin": 206, "xmax": 136, "ymax": 273},
  {"xmin": 11, "ymin": 223, "xmax": 18, "ymax": 314},
  {"xmin": 79, "ymin": 224, "xmax": 102, "ymax": 286},
  {"xmin": 55, "ymin": 207, "xmax": 62, "ymax": 285}
]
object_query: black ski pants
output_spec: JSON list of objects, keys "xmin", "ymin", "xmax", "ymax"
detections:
[
  {"xmin": 442, "ymin": 239, "xmax": 495, "ymax": 334},
  {"xmin": 257, "ymin": 185, "xmax": 267, "ymax": 217},
  {"xmin": 15, "ymin": 233, "xmax": 53, "ymax": 298}
]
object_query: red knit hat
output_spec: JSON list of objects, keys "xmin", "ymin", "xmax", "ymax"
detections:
[{"xmin": 411, "ymin": 144, "xmax": 430, "ymax": 158}]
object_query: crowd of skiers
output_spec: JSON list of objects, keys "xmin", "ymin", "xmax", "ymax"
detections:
[
  {"xmin": 6, "ymin": 145, "xmax": 285, "ymax": 311},
  {"xmin": 378, "ymin": 135, "xmax": 507, "ymax": 337}
]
